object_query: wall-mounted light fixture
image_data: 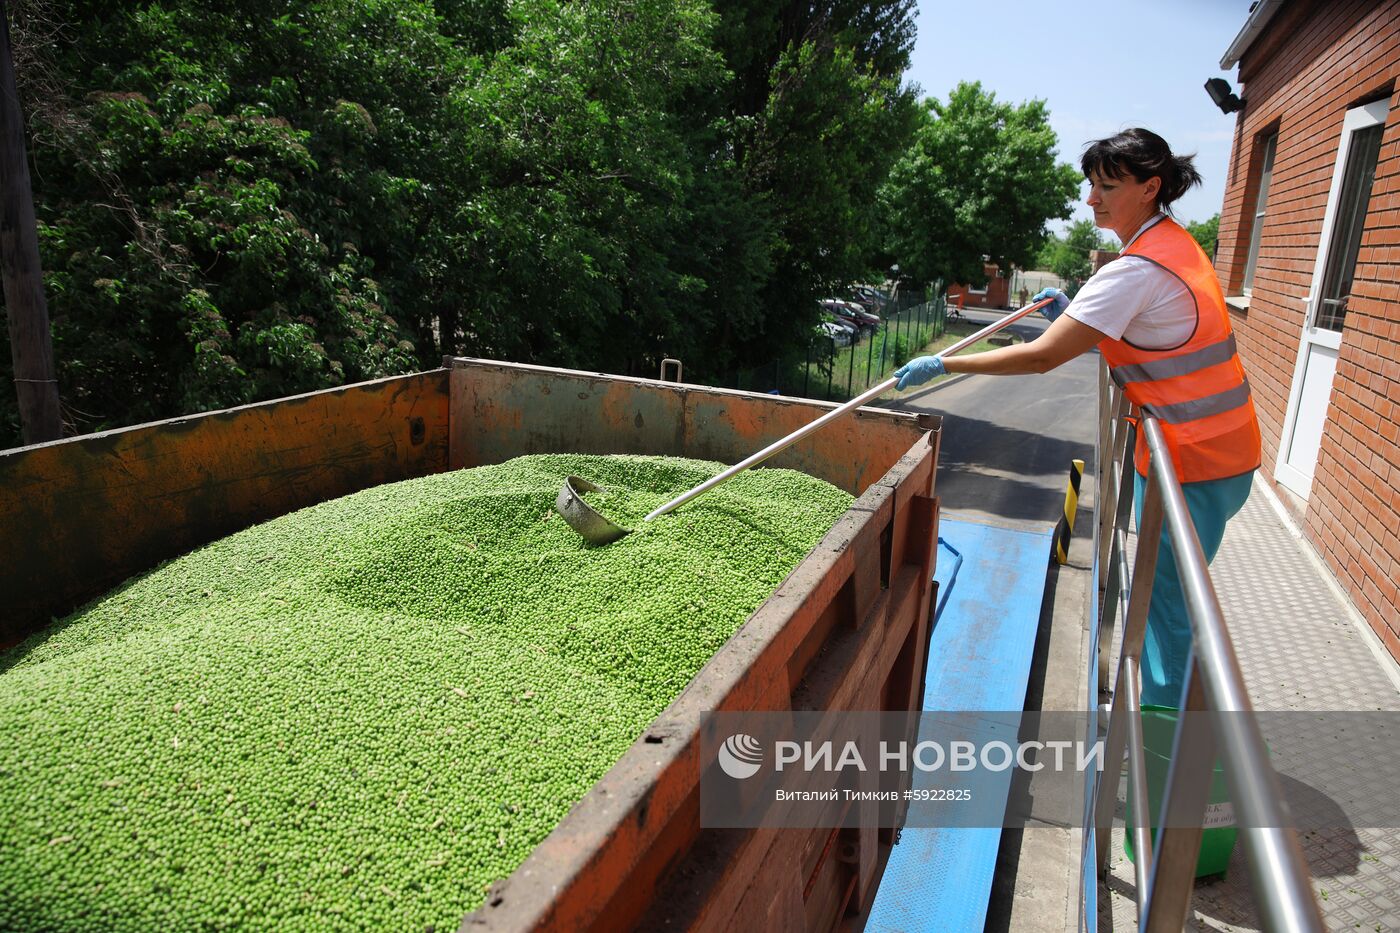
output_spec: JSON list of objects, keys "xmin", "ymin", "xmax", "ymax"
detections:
[{"xmin": 1205, "ymin": 77, "xmax": 1245, "ymax": 114}]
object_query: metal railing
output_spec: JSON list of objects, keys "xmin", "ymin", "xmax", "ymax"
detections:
[{"xmin": 1088, "ymin": 361, "xmax": 1324, "ymax": 931}]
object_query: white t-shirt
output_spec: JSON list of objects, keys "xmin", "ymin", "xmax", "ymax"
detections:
[{"xmin": 1064, "ymin": 215, "xmax": 1198, "ymax": 350}]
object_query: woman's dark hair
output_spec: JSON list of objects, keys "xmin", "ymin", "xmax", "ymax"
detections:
[{"xmin": 1080, "ymin": 128, "xmax": 1202, "ymax": 212}]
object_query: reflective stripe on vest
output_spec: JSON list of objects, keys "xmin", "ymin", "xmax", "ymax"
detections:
[
  {"xmin": 1109, "ymin": 333, "xmax": 1238, "ymax": 386},
  {"xmin": 1139, "ymin": 377, "xmax": 1252, "ymax": 424}
]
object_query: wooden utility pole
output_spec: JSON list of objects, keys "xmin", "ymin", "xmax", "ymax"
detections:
[{"xmin": 0, "ymin": 0, "xmax": 61, "ymax": 444}]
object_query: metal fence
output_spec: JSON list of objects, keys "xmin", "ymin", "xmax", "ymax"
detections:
[
  {"xmin": 719, "ymin": 287, "xmax": 950, "ymax": 402},
  {"xmin": 1085, "ymin": 361, "xmax": 1324, "ymax": 931},
  {"xmin": 1007, "ymin": 268, "xmax": 1069, "ymax": 306}
]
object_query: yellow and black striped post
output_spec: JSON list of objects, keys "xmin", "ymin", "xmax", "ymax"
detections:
[{"xmin": 1054, "ymin": 459, "xmax": 1084, "ymax": 565}]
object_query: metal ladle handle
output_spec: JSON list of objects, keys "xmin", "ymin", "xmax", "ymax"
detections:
[{"xmin": 642, "ymin": 298, "xmax": 1054, "ymax": 523}]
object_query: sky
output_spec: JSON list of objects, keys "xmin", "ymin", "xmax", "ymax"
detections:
[{"xmin": 906, "ymin": 0, "xmax": 1251, "ymax": 234}]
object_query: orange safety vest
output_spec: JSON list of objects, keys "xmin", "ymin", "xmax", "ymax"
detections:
[{"xmin": 1100, "ymin": 217, "xmax": 1262, "ymax": 484}]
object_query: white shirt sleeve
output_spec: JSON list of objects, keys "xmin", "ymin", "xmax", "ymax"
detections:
[{"xmin": 1063, "ymin": 256, "xmax": 1197, "ymax": 349}]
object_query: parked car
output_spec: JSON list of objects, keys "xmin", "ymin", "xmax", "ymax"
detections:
[
  {"xmin": 815, "ymin": 320, "xmax": 853, "ymax": 347},
  {"xmin": 843, "ymin": 291, "xmax": 876, "ymax": 312},
  {"xmin": 823, "ymin": 299, "xmax": 879, "ymax": 335},
  {"xmin": 819, "ymin": 300, "xmax": 862, "ymax": 334},
  {"xmin": 845, "ymin": 288, "xmax": 883, "ymax": 314},
  {"xmin": 820, "ymin": 309, "xmax": 860, "ymax": 337},
  {"xmin": 847, "ymin": 302, "xmax": 882, "ymax": 332},
  {"xmin": 818, "ymin": 308, "xmax": 861, "ymax": 352},
  {"xmin": 850, "ymin": 285, "xmax": 890, "ymax": 310}
]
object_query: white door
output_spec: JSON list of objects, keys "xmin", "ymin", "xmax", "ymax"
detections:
[{"xmin": 1276, "ymin": 100, "xmax": 1389, "ymax": 497}]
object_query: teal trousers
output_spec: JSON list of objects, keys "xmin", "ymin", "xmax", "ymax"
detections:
[{"xmin": 1132, "ymin": 466, "xmax": 1254, "ymax": 708}]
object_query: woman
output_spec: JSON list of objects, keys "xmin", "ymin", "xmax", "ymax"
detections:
[{"xmin": 894, "ymin": 128, "xmax": 1261, "ymax": 709}]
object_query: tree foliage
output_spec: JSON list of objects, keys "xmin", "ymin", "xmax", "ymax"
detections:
[
  {"xmin": 1186, "ymin": 213, "xmax": 1219, "ymax": 259},
  {"xmin": 1, "ymin": 0, "xmax": 921, "ymax": 446},
  {"xmin": 878, "ymin": 81, "xmax": 1080, "ymax": 287},
  {"xmin": 1037, "ymin": 218, "xmax": 1115, "ymax": 283}
]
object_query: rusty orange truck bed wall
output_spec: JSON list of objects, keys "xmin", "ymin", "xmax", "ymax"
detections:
[
  {"xmin": 447, "ymin": 357, "xmax": 923, "ymax": 495},
  {"xmin": 0, "ymin": 372, "xmax": 450, "ymax": 645}
]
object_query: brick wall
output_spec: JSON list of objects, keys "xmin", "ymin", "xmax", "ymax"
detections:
[
  {"xmin": 1089, "ymin": 249, "xmax": 1120, "ymax": 274},
  {"xmin": 947, "ymin": 263, "xmax": 1010, "ymax": 310},
  {"xmin": 1215, "ymin": 0, "xmax": 1400, "ymax": 656}
]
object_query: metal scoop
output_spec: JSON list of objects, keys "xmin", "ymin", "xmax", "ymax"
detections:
[{"xmin": 555, "ymin": 475, "xmax": 630, "ymax": 546}]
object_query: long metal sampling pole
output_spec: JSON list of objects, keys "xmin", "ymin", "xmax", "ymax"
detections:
[{"xmin": 643, "ymin": 298, "xmax": 1055, "ymax": 522}]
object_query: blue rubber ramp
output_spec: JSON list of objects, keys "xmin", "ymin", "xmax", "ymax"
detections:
[{"xmin": 867, "ymin": 516, "xmax": 1052, "ymax": 933}]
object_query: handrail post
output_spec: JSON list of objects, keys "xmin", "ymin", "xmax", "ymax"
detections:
[
  {"xmin": 1094, "ymin": 469, "xmax": 1163, "ymax": 875},
  {"xmin": 1098, "ymin": 406, "xmax": 1136, "ymax": 694},
  {"xmin": 1120, "ymin": 657, "xmax": 1153, "ymax": 926},
  {"xmin": 1095, "ymin": 364, "xmax": 1115, "ymax": 560},
  {"xmin": 1098, "ymin": 390, "xmax": 1132, "ymax": 587},
  {"xmin": 1141, "ymin": 667, "xmax": 1213, "ymax": 932}
]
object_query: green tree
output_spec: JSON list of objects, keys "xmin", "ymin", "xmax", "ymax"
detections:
[
  {"xmin": 879, "ymin": 81, "xmax": 1080, "ymax": 288},
  {"xmin": 428, "ymin": 0, "xmax": 727, "ymax": 373},
  {"xmin": 2, "ymin": 0, "xmax": 474, "ymax": 432},
  {"xmin": 703, "ymin": 0, "xmax": 920, "ymax": 375},
  {"xmin": 1038, "ymin": 218, "xmax": 1114, "ymax": 283},
  {"xmin": 742, "ymin": 43, "xmax": 918, "ymax": 338},
  {"xmin": 1187, "ymin": 213, "xmax": 1219, "ymax": 259},
  {"xmin": 1, "ymin": 0, "xmax": 923, "ymax": 446},
  {"xmin": 2, "ymin": 0, "xmax": 725, "ymax": 438}
]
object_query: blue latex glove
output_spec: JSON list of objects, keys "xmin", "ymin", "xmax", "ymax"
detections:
[
  {"xmin": 894, "ymin": 356, "xmax": 946, "ymax": 390},
  {"xmin": 1032, "ymin": 287, "xmax": 1070, "ymax": 322}
]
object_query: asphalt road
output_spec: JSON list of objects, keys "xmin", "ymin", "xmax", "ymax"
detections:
[{"xmin": 879, "ymin": 308, "xmax": 1100, "ymax": 529}]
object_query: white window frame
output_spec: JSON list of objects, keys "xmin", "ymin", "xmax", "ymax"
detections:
[{"xmin": 1241, "ymin": 131, "xmax": 1278, "ymax": 297}]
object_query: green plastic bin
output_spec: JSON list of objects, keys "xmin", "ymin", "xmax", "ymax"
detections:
[{"xmin": 1124, "ymin": 705, "xmax": 1237, "ymax": 878}]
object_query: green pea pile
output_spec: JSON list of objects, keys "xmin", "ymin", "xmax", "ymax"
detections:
[{"xmin": 0, "ymin": 454, "xmax": 851, "ymax": 931}]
